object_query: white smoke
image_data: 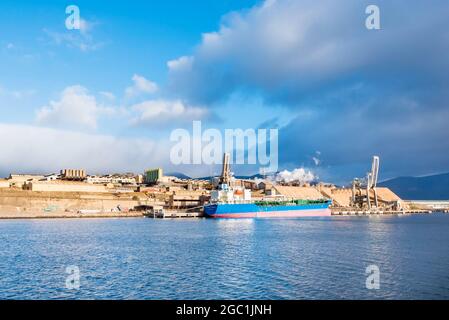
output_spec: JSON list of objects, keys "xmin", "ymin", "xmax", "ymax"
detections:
[
  {"xmin": 273, "ymin": 168, "xmax": 316, "ymax": 184},
  {"xmin": 312, "ymin": 150, "xmax": 321, "ymax": 166}
]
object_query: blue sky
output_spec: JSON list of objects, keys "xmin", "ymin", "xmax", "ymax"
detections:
[{"xmin": 1, "ymin": 0, "xmax": 449, "ymax": 184}]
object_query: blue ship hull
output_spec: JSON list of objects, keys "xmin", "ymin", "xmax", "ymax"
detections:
[{"xmin": 204, "ymin": 201, "xmax": 332, "ymax": 218}]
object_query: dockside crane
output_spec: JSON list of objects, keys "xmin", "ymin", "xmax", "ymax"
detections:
[{"xmin": 351, "ymin": 156, "xmax": 380, "ymax": 209}]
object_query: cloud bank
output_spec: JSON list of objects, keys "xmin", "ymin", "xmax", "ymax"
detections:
[
  {"xmin": 125, "ymin": 74, "xmax": 158, "ymax": 98},
  {"xmin": 35, "ymin": 85, "xmax": 115, "ymax": 130},
  {"xmin": 130, "ymin": 99, "xmax": 210, "ymax": 127},
  {"xmin": 0, "ymin": 123, "xmax": 169, "ymax": 176},
  {"xmin": 273, "ymin": 168, "xmax": 316, "ymax": 184},
  {"xmin": 167, "ymin": 0, "xmax": 449, "ymax": 181}
]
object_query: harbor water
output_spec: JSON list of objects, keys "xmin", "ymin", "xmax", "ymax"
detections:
[{"xmin": 0, "ymin": 214, "xmax": 449, "ymax": 299}]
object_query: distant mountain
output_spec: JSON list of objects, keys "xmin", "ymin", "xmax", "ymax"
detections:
[
  {"xmin": 194, "ymin": 173, "xmax": 266, "ymax": 181},
  {"xmin": 165, "ymin": 172, "xmax": 191, "ymax": 180},
  {"xmin": 234, "ymin": 173, "xmax": 265, "ymax": 180},
  {"xmin": 379, "ymin": 172, "xmax": 449, "ymax": 200}
]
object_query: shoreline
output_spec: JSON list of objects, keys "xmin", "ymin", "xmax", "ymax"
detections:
[
  {"xmin": 0, "ymin": 210, "xmax": 445, "ymax": 220},
  {"xmin": 0, "ymin": 211, "xmax": 145, "ymax": 220},
  {"xmin": 0, "ymin": 188, "xmax": 158, "ymax": 220},
  {"xmin": 0, "ymin": 189, "xmax": 445, "ymax": 220}
]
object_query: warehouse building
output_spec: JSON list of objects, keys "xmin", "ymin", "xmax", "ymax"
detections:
[{"xmin": 144, "ymin": 168, "xmax": 163, "ymax": 184}]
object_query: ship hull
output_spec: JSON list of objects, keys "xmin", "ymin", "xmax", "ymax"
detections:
[{"xmin": 204, "ymin": 202, "xmax": 331, "ymax": 218}]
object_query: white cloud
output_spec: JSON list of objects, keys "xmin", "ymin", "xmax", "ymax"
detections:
[
  {"xmin": 35, "ymin": 85, "xmax": 115, "ymax": 130},
  {"xmin": 312, "ymin": 150, "xmax": 321, "ymax": 166},
  {"xmin": 0, "ymin": 85, "xmax": 36, "ymax": 99},
  {"xmin": 130, "ymin": 99, "xmax": 209, "ymax": 126},
  {"xmin": 273, "ymin": 168, "xmax": 316, "ymax": 183},
  {"xmin": 168, "ymin": 0, "xmax": 449, "ymax": 105},
  {"xmin": 79, "ymin": 18, "xmax": 94, "ymax": 35},
  {"xmin": 99, "ymin": 91, "xmax": 116, "ymax": 101},
  {"xmin": 43, "ymin": 20, "xmax": 104, "ymax": 52},
  {"xmin": 125, "ymin": 74, "xmax": 158, "ymax": 98},
  {"xmin": 167, "ymin": 56, "xmax": 194, "ymax": 72},
  {"xmin": 6, "ymin": 43, "xmax": 14, "ymax": 49},
  {"xmin": 0, "ymin": 123, "xmax": 232, "ymax": 178},
  {"xmin": 0, "ymin": 123, "xmax": 170, "ymax": 176}
]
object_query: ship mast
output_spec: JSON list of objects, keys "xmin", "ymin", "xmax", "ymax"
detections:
[{"xmin": 219, "ymin": 153, "xmax": 231, "ymax": 185}]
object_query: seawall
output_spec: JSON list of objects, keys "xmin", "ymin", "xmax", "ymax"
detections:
[{"xmin": 0, "ymin": 189, "xmax": 154, "ymax": 219}]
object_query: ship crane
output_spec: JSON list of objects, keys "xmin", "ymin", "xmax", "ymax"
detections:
[
  {"xmin": 219, "ymin": 152, "xmax": 231, "ymax": 186},
  {"xmin": 351, "ymin": 156, "xmax": 380, "ymax": 210}
]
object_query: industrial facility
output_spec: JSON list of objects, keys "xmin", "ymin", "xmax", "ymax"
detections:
[{"xmin": 0, "ymin": 156, "xmax": 438, "ymax": 219}]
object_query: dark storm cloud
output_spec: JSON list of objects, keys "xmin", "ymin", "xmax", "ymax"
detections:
[
  {"xmin": 278, "ymin": 87, "xmax": 449, "ymax": 182},
  {"xmin": 167, "ymin": 0, "xmax": 449, "ymax": 181}
]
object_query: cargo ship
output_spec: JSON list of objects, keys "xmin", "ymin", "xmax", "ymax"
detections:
[
  {"xmin": 203, "ymin": 153, "xmax": 332, "ymax": 219},
  {"xmin": 204, "ymin": 199, "xmax": 332, "ymax": 218}
]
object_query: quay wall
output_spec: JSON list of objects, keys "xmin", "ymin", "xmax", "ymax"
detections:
[
  {"xmin": 0, "ymin": 189, "xmax": 155, "ymax": 216},
  {"xmin": 26, "ymin": 181, "xmax": 109, "ymax": 193}
]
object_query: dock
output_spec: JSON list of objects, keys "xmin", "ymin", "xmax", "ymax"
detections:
[
  {"xmin": 145, "ymin": 210, "xmax": 204, "ymax": 219},
  {"xmin": 331, "ymin": 209, "xmax": 433, "ymax": 216},
  {"xmin": 146, "ymin": 207, "xmax": 441, "ymax": 218}
]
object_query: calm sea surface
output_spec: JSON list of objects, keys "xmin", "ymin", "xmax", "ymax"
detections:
[{"xmin": 0, "ymin": 214, "xmax": 449, "ymax": 299}]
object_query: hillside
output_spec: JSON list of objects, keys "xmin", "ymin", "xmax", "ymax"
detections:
[{"xmin": 379, "ymin": 172, "xmax": 449, "ymax": 200}]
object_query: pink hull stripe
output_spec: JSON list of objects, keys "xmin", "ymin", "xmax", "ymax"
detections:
[{"xmin": 209, "ymin": 209, "xmax": 332, "ymax": 218}]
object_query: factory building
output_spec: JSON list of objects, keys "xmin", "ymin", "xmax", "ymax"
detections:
[
  {"xmin": 8, "ymin": 174, "xmax": 45, "ymax": 183},
  {"xmin": 86, "ymin": 175, "xmax": 137, "ymax": 185},
  {"xmin": 42, "ymin": 174, "xmax": 59, "ymax": 181},
  {"xmin": 144, "ymin": 168, "xmax": 163, "ymax": 184},
  {"xmin": 135, "ymin": 174, "xmax": 144, "ymax": 184},
  {"xmin": 169, "ymin": 191, "xmax": 208, "ymax": 208},
  {"xmin": 24, "ymin": 181, "xmax": 109, "ymax": 193},
  {"xmin": 0, "ymin": 179, "xmax": 10, "ymax": 188},
  {"xmin": 60, "ymin": 169, "xmax": 86, "ymax": 180}
]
